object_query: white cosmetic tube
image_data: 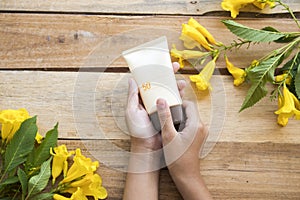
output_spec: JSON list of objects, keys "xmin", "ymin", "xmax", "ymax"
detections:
[{"xmin": 122, "ymin": 36, "xmax": 184, "ymax": 131}]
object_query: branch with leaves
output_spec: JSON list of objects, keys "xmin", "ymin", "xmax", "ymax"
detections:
[{"xmin": 171, "ymin": 0, "xmax": 300, "ymax": 126}]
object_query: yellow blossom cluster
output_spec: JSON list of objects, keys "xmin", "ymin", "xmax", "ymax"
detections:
[
  {"xmin": 221, "ymin": 0, "xmax": 276, "ymax": 18},
  {"xmin": 0, "ymin": 108, "xmax": 43, "ymax": 143},
  {"xmin": 51, "ymin": 147, "xmax": 107, "ymax": 200},
  {"xmin": 171, "ymin": 17, "xmax": 246, "ymax": 90}
]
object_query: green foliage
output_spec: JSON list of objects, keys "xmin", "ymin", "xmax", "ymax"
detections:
[
  {"xmin": 240, "ymin": 55, "xmax": 282, "ymax": 111},
  {"xmin": 3, "ymin": 117, "xmax": 37, "ymax": 173},
  {"xmin": 0, "ymin": 118, "xmax": 60, "ymax": 200},
  {"xmin": 17, "ymin": 168, "xmax": 28, "ymax": 198},
  {"xmin": 293, "ymin": 53, "xmax": 300, "ymax": 98},
  {"xmin": 27, "ymin": 158, "xmax": 52, "ymax": 198},
  {"xmin": 222, "ymin": 20, "xmax": 287, "ymax": 42},
  {"xmin": 0, "ymin": 176, "xmax": 19, "ymax": 187},
  {"xmin": 222, "ymin": 15, "xmax": 300, "ymax": 113},
  {"xmin": 26, "ymin": 123, "xmax": 58, "ymax": 171},
  {"xmin": 30, "ymin": 193, "xmax": 53, "ymax": 200}
]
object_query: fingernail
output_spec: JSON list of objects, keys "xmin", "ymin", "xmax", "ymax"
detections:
[{"xmin": 157, "ymin": 98, "xmax": 166, "ymax": 110}]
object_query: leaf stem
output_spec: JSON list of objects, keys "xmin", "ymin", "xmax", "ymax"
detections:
[
  {"xmin": 258, "ymin": 37, "xmax": 300, "ymax": 63},
  {"xmin": 276, "ymin": 0, "xmax": 300, "ymax": 29}
]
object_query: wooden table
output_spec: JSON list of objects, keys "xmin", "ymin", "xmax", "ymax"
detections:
[{"xmin": 1, "ymin": 1, "xmax": 300, "ymax": 199}]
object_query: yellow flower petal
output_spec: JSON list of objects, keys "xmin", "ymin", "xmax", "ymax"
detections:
[
  {"xmin": 60, "ymin": 149, "xmax": 99, "ymax": 184},
  {"xmin": 189, "ymin": 60, "xmax": 215, "ymax": 91},
  {"xmin": 181, "ymin": 24, "xmax": 211, "ymax": 51},
  {"xmin": 225, "ymin": 56, "xmax": 246, "ymax": 86},
  {"xmin": 71, "ymin": 187, "xmax": 88, "ymax": 200},
  {"xmin": 50, "ymin": 145, "xmax": 74, "ymax": 184},
  {"xmin": 221, "ymin": 0, "xmax": 255, "ymax": 18},
  {"xmin": 275, "ymin": 73, "xmax": 292, "ymax": 85},
  {"xmin": 275, "ymin": 84, "xmax": 300, "ymax": 126},
  {"xmin": 53, "ymin": 194, "xmax": 70, "ymax": 200},
  {"xmin": 188, "ymin": 17, "xmax": 216, "ymax": 45},
  {"xmin": 78, "ymin": 174, "xmax": 107, "ymax": 200},
  {"xmin": 35, "ymin": 132, "xmax": 44, "ymax": 144},
  {"xmin": 179, "ymin": 34, "xmax": 202, "ymax": 50},
  {"xmin": 253, "ymin": 0, "xmax": 275, "ymax": 9},
  {"xmin": 171, "ymin": 45, "xmax": 208, "ymax": 68},
  {"xmin": 276, "ymin": 95, "xmax": 289, "ymax": 126}
]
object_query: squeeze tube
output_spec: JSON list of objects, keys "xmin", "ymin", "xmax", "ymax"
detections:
[{"xmin": 122, "ymin": 36, "xmax": 184, "ymax": 131}]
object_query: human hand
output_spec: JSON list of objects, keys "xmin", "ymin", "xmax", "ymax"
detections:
[
  {"xmin": 156, "ymin": 98, "xmax": 212, "ymax": 200},
  {"xmin": 125, "ymin": 62, "xmax": 186, "ymax": 153}
]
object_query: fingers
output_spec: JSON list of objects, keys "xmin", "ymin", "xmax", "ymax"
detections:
[
  {"xmin": 127, "ymin": 78, "xmax": 139, "ymax": 110},
  {"xmin": 177, "ymin": 79, "xmax": 186, "ymax": 97},
  {"xmin": 172, "ymin": 62, "xmax": 180, "ymax": 73},
  {"xmin": 182, "ymin": 100, "xmax": 208, "ymax": 145},
  {"xmin": 156, "ymin": 98, "xmax": 177, "ymax": 145}
]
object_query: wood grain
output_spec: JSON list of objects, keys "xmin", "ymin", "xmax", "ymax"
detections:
[
  {"xmin": 0, "ymin": 0, "xmax": 299, "ymax": 15},
  {"xmin": 1, "ymin": 71, "xmax": 299, "ymax": 144},
  {"xmin": 60, "ymin": 139, "xmax": 300, "ymax": 200},
  {"xmin": 0, "ymin": 14, "xmax": 299, "ymax": 70}
]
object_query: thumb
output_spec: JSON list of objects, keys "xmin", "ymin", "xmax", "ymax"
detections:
[
  {"xmin": 127, "ymin": 78, "xmax": 139, "ymax": 109},
  {"xmin": 156, "ymin": 98, "xmax": 176, "ymax": 145}
]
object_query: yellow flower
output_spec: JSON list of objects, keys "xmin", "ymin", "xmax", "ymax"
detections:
[
  {"xmin": 189, "ymin": 59, "xmax": 216, "ymax": 90},
  {"xmin": 0, "ymin": 108, "xmax": 43, "ymax": 144},
  {"xmin": 53, "ymin": 187, "xmax": 88, "ymax": 200},
  {"xmin": 179, "ymin": 34, "xmax": 202, "ymax": 50},
  {"xmin": 225, "ymin": 56, "xmax": 246, "ymax": 86},
  {"xmin": 251, "ymin": 59, "xmax": 260, "ymax": 67},
  {"xmin": 187, "ymin": 17, "xmax": 216, "ymax": 45},
  {"xmin": 275, "ymin": 73, "xmax": 292, "ymax": 85},
  {"xmin": 275, "ymin": 84, "xmax": 300, "ymax": 126},
  {"xmin": 181, "ymin": 24, "xmax": 211, "ymax": 51},
  {"xmin": 35, "ymin": 132, "xmax": 44, "ymax": 144},
  {"xmin": 50, "ymin": 145, "xmax": 74, "ymax": 184},
  {"xmin": 221, "ymin": 0, "xmax": 275, "ymax": 18},
  {"xmin": 66, "ymin": 174, "xmax": 108, "ymax": 200},
  {"xmin": 0, "ymin": 108, "xmax": 30, "ymax": 142},
  {"xmin": 60, "ymin": 148, "xmax": 99, "ymax": 184},
  {"xmin": 170, "ymin": 45, "xmax": 208, "ymax": 68}
]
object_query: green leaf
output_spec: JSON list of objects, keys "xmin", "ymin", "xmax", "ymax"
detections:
[
  {"xmin": 295, "ymin": 66, "xmax": 300, "ymax": 99},
  {"xmin": 29, "ymin": 193, "xmax": 53, "ymax": 200},
  {"xmin": 240, "ymin": 55, "xmax": 282, "ymax": 111},
  {"xmin": 27, "ymin": 158, "xmax": 52, "ymax": 197},
  {"xmin": 0, "ymin": 176, "xmax": 19, "ymax": 187},
  {"xmin": 280, "ymin": 52, "xmax": 300, "ymax": 76},
  {"xmin": 222, "ymin": 20, "xmax": 286, "ymax": 42},
  {"xmin": 4, "ymin": 117, "xmax": 37, "ymax": 173},
  {"xmin": 27, "ymin": 123, "xmax": 58, "ymax": 168},
  {"xmin": 17, "ymin": 168, "xmax": 28, "ymax": 198}
]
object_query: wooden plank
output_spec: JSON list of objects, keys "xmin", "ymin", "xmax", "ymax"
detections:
[
  {"xmin": 1, "ymin": 71, "xmax": 300, "ymax": 144},
  {"xmin": 0, "ymin": 0, "xmax": 299, "ymax": 15},
  {"xmin": 60, "ymin": 139, "xmax": 300, "ymax": 200},
  {"xmin": 0, "ymin": 14, "xmax": 299, "ymax": 70}
]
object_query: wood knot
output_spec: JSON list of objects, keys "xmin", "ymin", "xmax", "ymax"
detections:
[{"xmin": 58, "ymin": 35, "xmax": 65, "ymax": 43}]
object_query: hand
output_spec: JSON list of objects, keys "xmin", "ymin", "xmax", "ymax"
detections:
[
  {"xmin": 156, "ymin": 99, "xmax": 212, "ymax": 200},
  {"xmin": 125, "ymin": 62, "xmax": 186, "ymax": 153},
  {"xmin": 123, "ymin": 62, "xmax": 186, "ymax": 200}
]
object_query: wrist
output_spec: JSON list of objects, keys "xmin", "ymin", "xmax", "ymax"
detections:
[{"xmin": 127, "ymin": 150, "xmax": 163, "ymax": 173}]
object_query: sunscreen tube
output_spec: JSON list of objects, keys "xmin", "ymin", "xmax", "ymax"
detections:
[{"xmin": 122, "ymin": 36, "xmax": 184, "ymax": 131}]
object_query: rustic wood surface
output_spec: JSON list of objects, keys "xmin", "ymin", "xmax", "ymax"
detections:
[
  {"xmin": 0, "ymin": 14, "xmax": 299, "ymax": 71},
  {"xmin": 0, "ymin": 0, "xmax": 299, "ymax": 14},
  {"xmin": 1, "ymin": 1, "xmax": 300, "ymax": 199}
]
